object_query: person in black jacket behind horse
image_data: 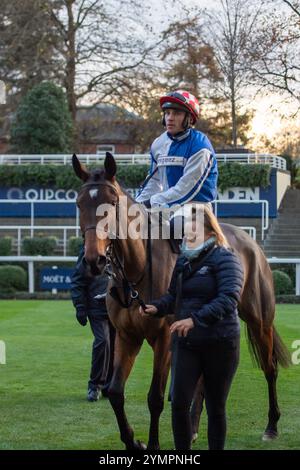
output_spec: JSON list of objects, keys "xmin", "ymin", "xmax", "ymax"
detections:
[
  {"xmin": 140, "ymin": 206, "xmax": 244, "ymax": 450},
  {"xmin": 71, "ymin": 246, "xmax": 115, "ymax": 402}
]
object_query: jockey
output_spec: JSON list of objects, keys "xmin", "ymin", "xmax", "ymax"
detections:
[{"xmin": 136, "ymin": 90, "xmax": 218, "ymax": 248}]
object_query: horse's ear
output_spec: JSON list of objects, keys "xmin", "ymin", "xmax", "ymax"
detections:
[
  {"xmin": 72, "ymin": 154, "xmax": 90, "ymax": 182},
  {"xmin": 104, "ymin": 152, "xmax": 117, "ymax": 181}
]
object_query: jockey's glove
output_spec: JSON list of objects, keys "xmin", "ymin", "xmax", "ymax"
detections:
[{"xmin": 76, "ymin": 308, "xmax": 88, "ymax": 326}]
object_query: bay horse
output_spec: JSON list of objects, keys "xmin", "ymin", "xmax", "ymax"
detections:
[{"xmin": 72, "ymin": 152, "xmax": 290, "ymax": 450}]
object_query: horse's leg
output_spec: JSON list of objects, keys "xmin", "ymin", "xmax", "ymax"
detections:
[
  {"xmin": 147, "ymin": 326, "xmax": 171, "ymax": 450},
  {"xmin": 190, "ymin": 374, "xmax": 205, "ymax": 443},
  {"xmin": 261, "ymin": 327, "xmax": 281, "ymax": 441},
  {"xmin": 108, "ymin": 332, "xmax": 144, "ymax": 450},
  {"xmin": 246, "ymin": 324, "xmax": 281, "ymax": 440}
]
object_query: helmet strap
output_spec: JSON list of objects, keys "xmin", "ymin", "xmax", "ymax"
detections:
[{"xmin": 183, "ymin": 113, "xmax": 192, "ymax": 130}]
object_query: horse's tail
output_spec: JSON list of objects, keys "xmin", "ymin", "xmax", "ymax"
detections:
[
  {"xmin": 273, "ymin": 327, "xmax": 291, "ymax": 368},
  {"xmin": 246, "ymin": 325, "xmax": 291, "ymax": 369}
]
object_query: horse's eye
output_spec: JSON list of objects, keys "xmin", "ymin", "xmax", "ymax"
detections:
[{"xmin": 111, "ymin": 201, "xmax": 117, "ymax": 207}]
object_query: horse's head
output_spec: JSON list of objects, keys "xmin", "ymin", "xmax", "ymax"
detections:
[{"xmin": 72, "ymin": 152, "xmax": 119, "ymax": 274}]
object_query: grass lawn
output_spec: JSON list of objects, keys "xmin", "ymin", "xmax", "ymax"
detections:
[{"xmin": 0, "ymin": 300, "xmax": 299, "ymax": 450}]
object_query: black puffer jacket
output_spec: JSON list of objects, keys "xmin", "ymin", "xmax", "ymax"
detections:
[
  {"xmin": 70, "ymin": 247, "xmax": 108, "ymax": 317},
  {"xmin": 152, "ymin": 245, "xmax": 244, "ymax": 345}
]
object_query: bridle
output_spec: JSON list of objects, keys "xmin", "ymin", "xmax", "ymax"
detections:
[
  {"xmin": 79, "ymin": 179, "xmax": 150, "ymax": 310},
  {"xmin": 80, "ymin": 180, "xmax": 119, "ymax": 236}
]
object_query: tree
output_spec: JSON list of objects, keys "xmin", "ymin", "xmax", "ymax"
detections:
[
  {"xmin": 206, "ymin": 0, "xmax": 264, "ymax": 147},
  {"xmin": 195, "ymin": 105, "xmax": 253, "ymax": 150},
  {"xmin": 11, "ymin": 81, "xmax": 73, "ymax": 153},
  {"xmin": 45, "ymin": 0, "xmax": 157, "ymax": 123},
  {"xmin": 0, "ymin": 0, "xmax": 64, "ymax": 107},
  {"xmin": 155, "ymin": 11, "xmax": 252, "ymax": 149},
  {"xmin": 249, "ymin": 0, "xmax": 300, "ymax": 102},
  {"xmin": 161, "ymin": 15, "xmax": 221, "ymax": 97}
]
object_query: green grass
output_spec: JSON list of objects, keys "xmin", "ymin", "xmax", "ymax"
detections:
[{"xmin": 0, "ymin": 301, "xmax": 299, "ymax": 450}]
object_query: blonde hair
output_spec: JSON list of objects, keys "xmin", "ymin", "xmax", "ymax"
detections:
[{"xmin": 203, "ymin": 205, "xmax": 229, "ymax": 247}]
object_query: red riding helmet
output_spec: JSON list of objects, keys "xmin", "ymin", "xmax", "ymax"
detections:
[{"xmin": 159, "ymin": 90, "xmax": 200, "ymax": 124}]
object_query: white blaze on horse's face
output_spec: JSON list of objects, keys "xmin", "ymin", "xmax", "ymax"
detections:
[{"xmin": 89, "ymin": 189, "xmax": 98, "ymax": 200}]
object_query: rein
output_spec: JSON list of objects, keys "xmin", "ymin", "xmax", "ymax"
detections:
[{"xmin": 106, "ymin": 241, "xmax": 148, "ymax": 310}]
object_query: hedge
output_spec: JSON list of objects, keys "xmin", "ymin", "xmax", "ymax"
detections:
[
  {"xmin": 0, "ymin": 237, "xmax": 12, "ymax": 256},
  {"xmin": 0, "ymin": 163, "xmax": 271, "ymax": 191},
  {"xmin": 276, "ymin": 295, "xmax": 300, "ymax": 303},
  {"xmin": 217, "ymin": 163, "xmax": 270, "ymax": 192},
  {"xmin": 272, "ymin": 270, "xmax": 293, "ymax": 295},
  {"xmin": 67, "ymin": 237, "xmax": 83, "ymax": 256},
  {"xmin": 22, "ymin": 236, "xmax": 58, "ymax": 255},
  {"xmin": 271, "ymin": 263, "xmax": 295, "ymax": 286},
  {"xmin": 0, "ymin": 265, "xmax": 27, "ymax": 293}
]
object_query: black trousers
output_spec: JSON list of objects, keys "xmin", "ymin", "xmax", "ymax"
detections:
[
  {"xmin": 171, "ymin": 336, "xmax": 240, "ymax": 450},
  {"xmin": 87, "ymin": 313, "xmax": 115, "ymax": 391}
]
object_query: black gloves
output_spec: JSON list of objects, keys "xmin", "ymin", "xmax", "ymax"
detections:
[{"xmin": 76, "ymin": 309, "xmax": 88, "ymax": 326}]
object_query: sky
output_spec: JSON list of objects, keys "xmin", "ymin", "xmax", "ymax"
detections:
[{"xmin": 249, "ymin": 94, "xmax": 300, "ymax": 153}]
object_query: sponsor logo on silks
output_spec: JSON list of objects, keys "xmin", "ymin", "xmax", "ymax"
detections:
[
  {"xmin": 157, "ymin": 156, "xmax": 186, "ymax": 167},
  {"xmin": 0, "ymin": 341, "xmax": 6, "ymax": 365}
]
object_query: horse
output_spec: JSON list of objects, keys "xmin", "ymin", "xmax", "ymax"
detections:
[{"xmin": 72, "ymin": 152, "xmax": 290, "ymax": 450}]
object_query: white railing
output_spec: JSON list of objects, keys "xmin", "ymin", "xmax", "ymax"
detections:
[
  {"xmin": 216, "ymin": 153, "xmax": 286, "ymax": 170},
  {"xmin": 0, "ymin": 225, "xmax": 80, "ymax": 256},
  {"xmin": 0, "ymin": 199, "xmax": 79, "ymax": 234},
  {"xmin": 0, "ymin": 153, "xmax": 287, "ymax": 170},
  {"xmin": 0, "ymin": 222, "xmax": 256, "ymax": 257},
  {"xmin": 0, "ymin": 256, "xmax": 299, "ymax": 294},
  {"xmin": 213, "ymin": 199, "xmax": 269, "ymax": 240},
  {"xmin": 239, "ymin": 226, "xmax": 257, "ymax": 240}
]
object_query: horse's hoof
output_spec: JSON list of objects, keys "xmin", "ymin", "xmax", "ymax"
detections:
[
  {"xmin": 133, "ymin": 440, "xmax": 147, "ymax": 450},
  {"xmin": 262, "ymin": 430, "xmax": 278, "ymax": 441},
  {"xmin": 191, "ymin": 432, "xmax": 198, "ymax": 443}
]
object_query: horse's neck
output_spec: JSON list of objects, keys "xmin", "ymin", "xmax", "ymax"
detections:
[
  {"xmin": 150, "ymin": 238, "xmax": 178, "ymax": 297},
  {"xmin": 116, "ymin": 191, "xmax": 147, "ymax": 281},
  {"xmin": 117, "ymin": 237, "xmax": 146, "ymax": 281},
  {"xmin": 116, "ymin": 189, "xmax": 176, "ymax": 289}
]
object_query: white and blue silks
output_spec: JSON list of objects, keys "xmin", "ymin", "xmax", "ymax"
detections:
[{"xmin": 136, "ymin": 128, "xmax": 218, "ymax": 209}]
